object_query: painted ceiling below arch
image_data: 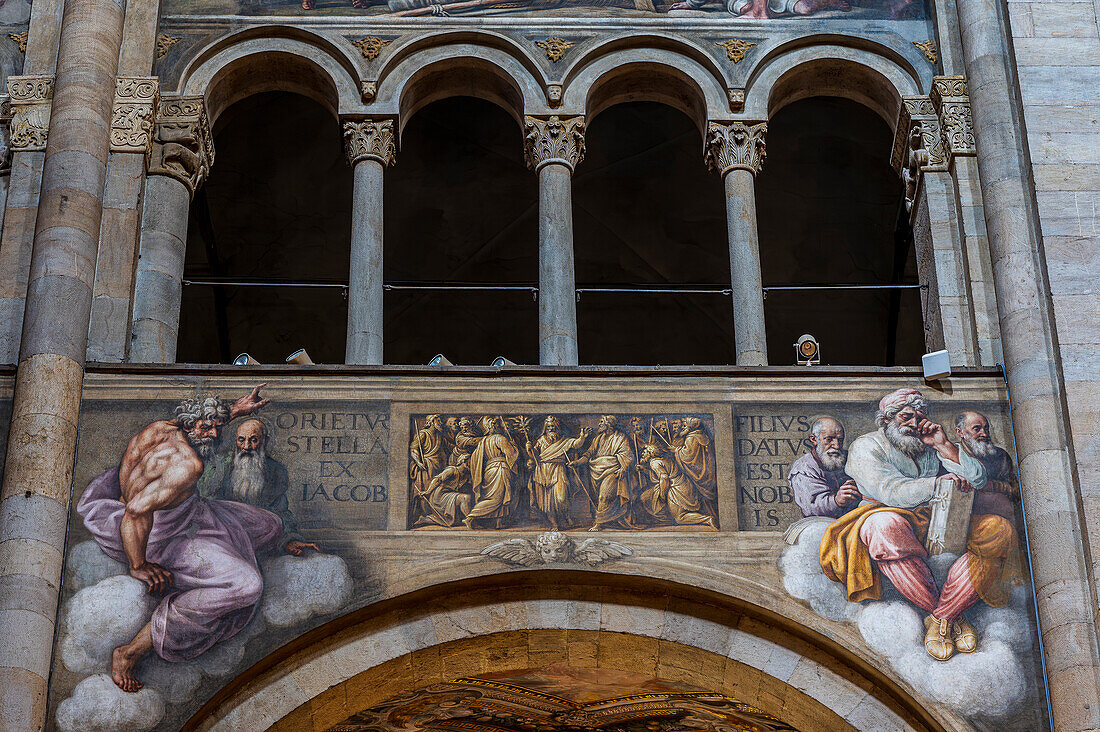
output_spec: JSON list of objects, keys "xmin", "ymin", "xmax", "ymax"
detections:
[{"xmin": 327, "ymin": 664, "xmax": 799, "ymax": 732}]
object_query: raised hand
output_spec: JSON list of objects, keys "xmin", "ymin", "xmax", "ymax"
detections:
[
  {"xmin": 285, "ymin": 540, "xmax": 321, "ymax": 556},
  {"xmin": 130, "ymin": 562, "xmax": 173, "ymax": 594},
  {"xmin": 230, "ymin": 383, "xmax": 270, "ymax": 419}
]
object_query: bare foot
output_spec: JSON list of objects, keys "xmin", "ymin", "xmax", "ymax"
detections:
[
  {"xmin": 587, "ymin": 524, "xmax": 603, "ymax": 532},
  {"xmin": 111, "ymin": 646, "xmax": 144, "ymax": 692}
]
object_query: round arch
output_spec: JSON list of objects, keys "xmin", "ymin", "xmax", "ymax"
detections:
[
  {"xmin": 179, "ymin": 32, "xmax": 362, "ymax": 124},
  {"xmin": 185, "ymin": 572, "xmax": 965, "ymax": 732},
  {"xmin": 743, "ymin": 42, "xmax": 922, "ymax": 131}
]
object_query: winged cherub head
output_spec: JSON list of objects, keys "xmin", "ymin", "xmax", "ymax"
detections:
[{"xmin": 534, "ymin": 531, "xmax": 574, "ymax": 563}]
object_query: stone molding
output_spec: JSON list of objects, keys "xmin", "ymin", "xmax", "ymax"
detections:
[
  {"xmin": 523, "ymin": 115, "xmax": 585, "ymax": 173},
  {"xmin": 110, "ymin": 76, "xmax": 159, "ymax": 155},
  {"xmin": 931, "ymin": 75, "xmax": 975, "ymax": 161},
  {"xmin": 343, "ymin": 119, "xmax": 396, "ymax": 167},
  {"xmin": 147, "ymin": 95, "xmax": 214, "ymax": 197},
  {"xmin": 704, "ymin": 121, "xmax": 766, "ymax": 176},
  {"xmin": 6, "ymin": 75, "xmax": 53, "ymax": 152}
]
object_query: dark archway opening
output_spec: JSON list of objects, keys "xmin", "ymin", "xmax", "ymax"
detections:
[
  {"xmin": 756, "ymin": 96, "xmax": 923, "ymax": 366},
  {"xmin": 384, "ymin": 96, "xmax": 538, "ymax": 366},
  {"xmin": 573, "ymin": 102, "xmax": 729, "ymax": 365},
  {"xmin": 177, "ymin": 91, "xmax": 351, "ymax": 364}
]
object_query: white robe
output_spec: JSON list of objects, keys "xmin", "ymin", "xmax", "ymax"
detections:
[{"xmin": 845, "ymin": 430, "xmax": 986, "ymax": 509}]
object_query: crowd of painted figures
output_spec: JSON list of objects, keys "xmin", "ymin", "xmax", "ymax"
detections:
[{"xmin": 409, "ymin": 414, "xmax": 719, "ymax": 531}]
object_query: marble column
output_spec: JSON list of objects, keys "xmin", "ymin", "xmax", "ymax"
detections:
[
  {"xmin": 705, "ymin": 121, "xmax": 768, "ymax": 366},
  {"xmin": 955, "ymin": 5, "xmax": 1100, "ymax": 727},
  {"xmin": 343, "ymin": 119, "xmax": 395, "ymax": 365},
  {"xmin": 0, "ymin": 0, "xmax": 125, "ymax": 724},
  {"xmin": 129, "ymin": 97, "xmax": 213, "ymax": 363},
  {"xmin": 524, "ymin": 115, "xmax": 584, "ymax": 366}
]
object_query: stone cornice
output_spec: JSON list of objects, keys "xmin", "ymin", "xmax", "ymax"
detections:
[
  {"xmin": 110, "ymin": 76, "xmax": 159, "ymax": 155},
  {"xmin": 523, "ymin": 115, "xmax": 585, "ymax": 173},
  {"xmin": 147, "ymin": 95, "xmax": 214, "ymax": 197},
  {"xmin": 704, "ymin": 121, "xmax": 766, "ymax": 176},
  {"xmin": 6, "ymin": 75, "xmax": 53, "ymax": 153},
  {"xmin": 343, "ymin": 118, "xmax": 396, "ymax": 167}
]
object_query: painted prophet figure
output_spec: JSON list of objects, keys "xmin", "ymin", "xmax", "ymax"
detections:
[{"xmin": 76, "ymin": 385, "xmax": 317, "ymax": 692}]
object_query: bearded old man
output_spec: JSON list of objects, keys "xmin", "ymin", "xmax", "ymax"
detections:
[
  {"xmin": 463, "ymin": 417, "xmax": 520, "ymax": 529},
  {"xmin": 956, "ymin": 410, "xmax": 1019, "ymax": 521},
  {"xmin": 526, "ymin": 416, "xmax": 590, "ymax": 530},
  {"xmin": 203, "ymin": 419, "xmax": 319, "ymax": 556},
  {"xmin": 819, "ymin": 388, "xmax": 1017, "ymax": 661},
  {"xmin": 76, "ymin": 386, "xmax": 295, "ymax": 692},
  {"xmin": 639, "ymin": 442, "xmax": 718, "ymax": 529},
  {"xmin": 674, "ymin": 417, "xmax": 717, "ymax": 515},
  {"xmin": 789, "ymin": 417, "xmax": 861, "ymax": 519},
  {"xmin": 571, "ymin": 415, "xmax": 637, "ymax": 532}
]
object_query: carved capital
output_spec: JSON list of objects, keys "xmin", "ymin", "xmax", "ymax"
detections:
[
  {"xmin": 6, "ymin": 75, "xmax": 53, "ymax": 152},
  {"xmin": 147, "ymin": 95, "xmax": 214, "ymax": 197},
  {"xmin": 523, "ymin": 115, "xmax": 585, "ymax": 173},
  {"xmin": 704, "ymin": 121, "xmax": 766, "ymax": 176},
  {"xmin": 111, "ymin": 76, "xmax": 159, "ymax": 154},
  {"xmin": 343, "ymin": 119, "xmax": 396, "ymax": 167},
  {"xmin": 896, "ymin": 95, "xmax": 948, "ymax": 213},
  {"xmin": 931, "ymin": 75, "xmax": 975, "ymax": 160}
]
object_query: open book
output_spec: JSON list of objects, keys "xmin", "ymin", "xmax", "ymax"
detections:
[{"xmin": 925, "ymin": 476, "xmax": 974, "ymax": 555}]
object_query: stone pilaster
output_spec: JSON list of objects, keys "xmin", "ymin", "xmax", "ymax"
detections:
[
  {"xmin": 706, "ymin": 121, "xmax": 768, "ymax": 366},
  {"xmin": 524, "ymin": 115, "xmax": 585, "ymax": 173},
  {"xmin": 148, "ymin": 95, "xmax": 214, "ymax": 198},
  {"xmin": 343, "ymin": 118, "xmax": 396, "ymax": 365},
  {"xmin": 524, "ymin": 115, "xmax": 584, "ymax": 365},
  {"xmin": 931, "ymin": 76, "xmax": 976, "ymax": 165}
]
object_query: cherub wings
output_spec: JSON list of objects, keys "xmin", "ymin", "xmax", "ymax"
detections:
[
  {"xmin": 480, "ymin": 538, "xmax": 542, "ymax": 567},
  {"xmin": 573, "ymin": 538, "xmax": 633, "ymax": 566}
]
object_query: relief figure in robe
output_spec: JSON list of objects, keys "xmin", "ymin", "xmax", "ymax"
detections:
[
  {"xmin": 463, "ymin": 417, "xmax": 520, "ymax": 529},
  {"xmin": 525, "ymin": 416, "xmax": 590, "ymax": 530}
]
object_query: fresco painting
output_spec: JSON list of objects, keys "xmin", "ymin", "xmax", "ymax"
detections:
[{"xmin": 45, "ymin": 376, "xmax": 1047, "ymax": 731}]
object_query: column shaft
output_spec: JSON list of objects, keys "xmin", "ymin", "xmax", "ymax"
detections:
[
  {"xmin": 724, "ymin": 168, "xmax": 767, "ymax": 366},
  {"xmin": 956, "ymin": 2, "xmax": 1100, "ymax": 728},
  {"xmin": 0, "ymin": 0, "xmax": 125, "ymax": 725},
  {"xmin": 538, "ymin": 161, "xmax": 578, "ymax": 366},
  {"xmin": 130, "ymin": 173, "xmax": 190, "ymax": 363},
  {"xmin": 346, "ymin": 158, "xmax": 385, "ymax": 365}
]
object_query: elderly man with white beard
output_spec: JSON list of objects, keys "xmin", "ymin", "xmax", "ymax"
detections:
[
  {"xmin": 819, "ymin": 388, "xmax": 1017, "ymax": 662},
  {"xmin": 955, "ymin": 411, "xmax": 1019, "ymax": 521},
  {"xmin": 788, "ymin": 417, "xmax": 861, "ymax": 518},
  {"xmin": 204, "ymin": 419, "xmax": 319, "ymax": 556}
]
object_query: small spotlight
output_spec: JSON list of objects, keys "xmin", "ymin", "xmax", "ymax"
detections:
[
  {"xmin": 922, "ymin": 349, "xmax": 951, "ymax": 381},
  {"xmin": 233, "ymin": 353, "xmax": 260, "ymax": 366},
  {"xmin": 794, "ymin": 334, "xmax": 820, "ymax": 366},
  {"xmin": 428, "ymin": 354, "xmax": 453, "ymax": 366},
  {"xmin": 286, "ymin": 348, "xmax": 314, "ymax": 365},
  {"xmin": 491, "ymin": 356, "xmax": 515, "ymax": 367}
]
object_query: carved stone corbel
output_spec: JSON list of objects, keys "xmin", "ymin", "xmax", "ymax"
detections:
[
  {"xmin": 343, "ymin": 119, "xmax": 396, "ymax": 167},
  {"xmin": 703, "ymin": 121, "xmax": 766, "ymax": 176},
  {"xmin": 523, "ymin": 115, "xmax": 585, "ymax": 173},
  {"xmin": 0, "ymin": 95, "xmax": 10, "ymax": 175},
  {"xmin": 897, "ymin": 95, "xmax": 948, "ymax": 212},
  {"xmin": 6, "ymin": 75, "xmax": 53, "ymax": 152},
  {"xmin": 110, "ymin": 77, "xmax": 159, "ymax": 155},
  {"xmin": 931, "ymin": 75, "xmax": 975, "ymax": 162},
  {"xmin": 147, "ymin": 95, "xmax": 214, "ymax": 198}
]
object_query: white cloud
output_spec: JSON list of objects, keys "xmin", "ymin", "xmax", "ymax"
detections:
[
  {"xmin": 66, "ymin": 540, "xmax": 128, "ymax": 593},
  {"xmin": 55, "ymin": 675, "xmax": 164, "ymax": 732},
  {"xmin": 60, "ymin": 576, "xmax": 157, "ymax": 675},
  {"xmin": 259, "ymin": 552, "xmax": 354, "ymax": 628}
]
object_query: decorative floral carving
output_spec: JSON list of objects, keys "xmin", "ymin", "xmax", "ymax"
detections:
[
  {"xmin": 913, "ymin": 40, "xmax": 937, "ymax": 64},
  {"xmin": 704, "ymin": 121, "xmax": 766, "ymax": 176},
  {"xmin": 931, "ymin": 75, "xmax": 975, "ymax": 159},
  {"xmin": 6, "ymin": 75, "xmax": 53, "ymax": 152},
  {"xmin": 343, "ymin": 119, "xmax": 396, "ymax": 167},
  {"xmin": 110, "ymin": 76, "xmax": 159, "ymax": 154},
  {"xmin": 148, "ymin": 96, "xmax": 214, "ymax": 196},
  {"xmin": 8, "ymin": 32, "xmax": 27, "ymax": 54},
  {"xmin": 155, "ymin": 33, "xmax": 181, "ymax": 60},
  {"xmin": 351, "ymin": 36, "xmax": 391, "ymax": 61},
  {"xmin": 523, "ymin": 115, "xmax": 585, "ymax": 172},
  {"xmin": 716, "ymin": 39, "xmax": 756, "ymax": 63},
  {"xmin": 535, "ymin": 37, "xmax": 574, "ymax": 63}
]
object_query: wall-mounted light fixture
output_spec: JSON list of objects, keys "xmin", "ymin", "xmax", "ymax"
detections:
[
  {"xmin": 794, "ymin": 334, "xmax": 820, "ymax": 366},
  {"xmin": 428, "ymin": 354, "xmax": 453, "ymax": 366},
  {"xmin": 286, "ymin": 349, "xmax": 314, "ymax": 365},
  {"xmin": 491, "ymin": 356, "xmax": 515, "ymax": 367},
  {"xmin": 233, "ymin": 353, "xmax": 260, "ymax": 366}
]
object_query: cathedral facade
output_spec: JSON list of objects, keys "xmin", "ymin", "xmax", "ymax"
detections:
[{"xmin": 0, "ymin": 0, "xmax": 1096, "ymax": 728}]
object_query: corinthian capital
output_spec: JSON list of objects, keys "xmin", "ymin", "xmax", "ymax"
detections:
[
  {"xmin": 931, "ymin": 75, "xmax": 975, "ymax": 161},
  {"xmin": 343, "ymin": 119, "xmax": 396, "ymax": 167},
  {"xmin": 147, "ymin": 95, "xmax": 214, "ymax": 197},
  {"xmin": 704, "ymin": 121, "xmax": 766, "ymax": 176},
  {"xmin": 110, "ymin": 76, "xmax": 160, "ymax": 154},
  {"xmin": 6, "ymin": 75, "xmax": 54, "ymax": 152},
  {"xmin": 523, "ymin": 115, "xmax": 585, "ymax": 173}
]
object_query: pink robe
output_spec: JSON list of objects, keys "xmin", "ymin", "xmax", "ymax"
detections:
[{"xmin": 77, "ymin": 468, "xmax": 283, "ymax": 662}]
